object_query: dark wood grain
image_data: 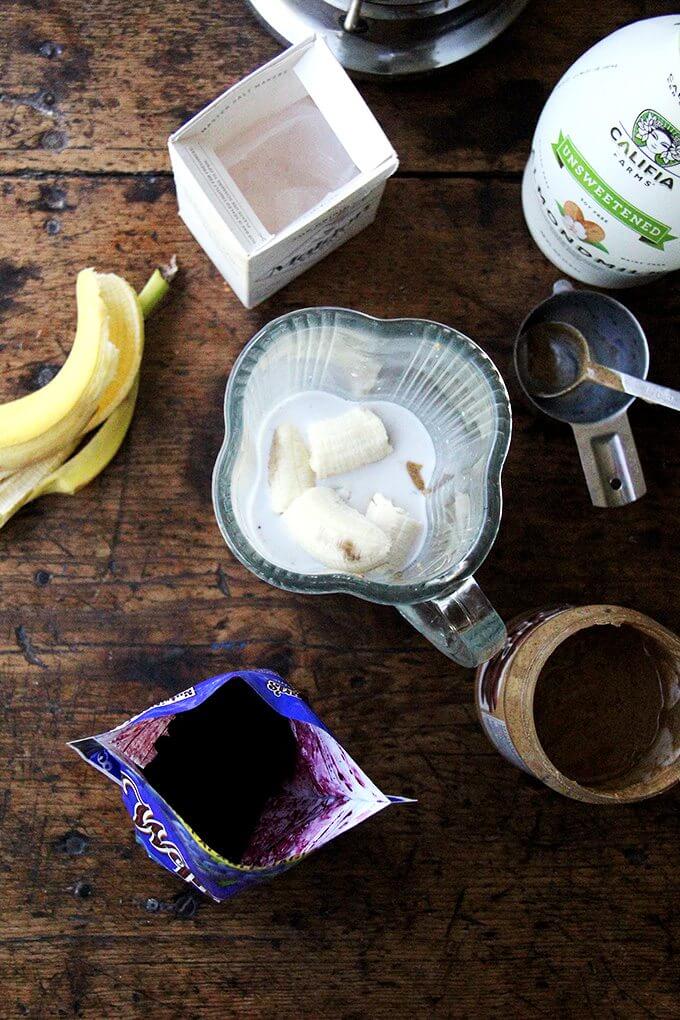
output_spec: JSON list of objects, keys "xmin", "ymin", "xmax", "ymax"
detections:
[
  {"xmin": 0, "ymin": 1, "xmax": 677, "ymax": 174},
  {"xmin": 1, "ymin": 3, "xmax": 679, "ymax": 1019}
]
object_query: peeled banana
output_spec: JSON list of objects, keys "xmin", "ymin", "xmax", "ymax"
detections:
[
  {"xmin": 308, "ymin": 407, "xmax": 391, "ymax": 479},
  {"xmin": 284, "ymin": 487, "xmax": 390, "ymax": 573},
  {"xmin": 366, "ymin": 493, "xmax": 421, "ymax": 571},
  {"xmin": 268, "ymin": 423, "xmax": 315, "ymax": 513}
]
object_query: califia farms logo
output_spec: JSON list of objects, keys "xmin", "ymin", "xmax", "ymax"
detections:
[
  {"xmin": 610, "ymin": 109, "xmax": 680, "ymax": 190},
  {"xmin": 633, "ymin": 110, "xmax": 680, "ymax": 167}
]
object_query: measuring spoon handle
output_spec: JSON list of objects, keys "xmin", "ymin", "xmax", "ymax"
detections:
[{"xmin": 587, "ymin": 363, "xmax": 680, "ymax": 412}]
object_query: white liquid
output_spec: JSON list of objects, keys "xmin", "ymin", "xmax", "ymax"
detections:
[{"xmin": 247, "ymin": 391, "xmax": 436, "ymax": 577}]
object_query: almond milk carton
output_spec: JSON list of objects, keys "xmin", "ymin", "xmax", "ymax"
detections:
[{"xmin": 523, "ymin": 16, "xmax": 680, "ymax": 287}]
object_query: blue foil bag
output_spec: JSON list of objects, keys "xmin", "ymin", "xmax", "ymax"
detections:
[{"xmin": 70, "ymin": 670, "xmax": 403, "ymax": 901}]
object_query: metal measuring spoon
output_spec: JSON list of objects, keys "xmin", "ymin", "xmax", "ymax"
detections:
[{"xmin": 518, "ymin": 320, "xmax": 680, "ymax": 411}]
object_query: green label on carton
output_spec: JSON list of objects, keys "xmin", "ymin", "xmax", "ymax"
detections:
[{"xmin": 552, "ymin": 131, "xmax": 677, "ymax": 249}]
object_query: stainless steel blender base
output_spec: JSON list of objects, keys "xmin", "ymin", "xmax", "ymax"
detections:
[{"xmin": 245, "ymin": 0, "xmax": 530, "ymax": 77}]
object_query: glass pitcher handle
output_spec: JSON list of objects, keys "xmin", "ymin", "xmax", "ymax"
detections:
[{"xmin": 398, "ymin": 576, "xmax": 506, "ymax": 668}]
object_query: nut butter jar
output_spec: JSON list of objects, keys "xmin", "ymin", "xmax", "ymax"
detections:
[{"xmin": 475, "ymin": 605, "xmax": 680, "ymax": 803}]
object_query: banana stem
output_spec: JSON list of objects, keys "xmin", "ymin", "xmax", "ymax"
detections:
[{"xmin": 138, "ymin": 255, "xmax": 178, "ymax": 318}]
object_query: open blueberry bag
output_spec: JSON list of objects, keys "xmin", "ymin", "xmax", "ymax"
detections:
[{"xmin": 71, "ymin": 670, "xmax": 404, "ymax": 900}]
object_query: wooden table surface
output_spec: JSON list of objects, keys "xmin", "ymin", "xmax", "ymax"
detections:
[{"xmin": 1, "ymin": 2, "xmax": 678, "ymax": 1017}]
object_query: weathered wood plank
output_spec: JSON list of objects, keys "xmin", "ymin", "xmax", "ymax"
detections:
[
  {"xmin": 0, "ymin": 171, "xmax": 678, "ymax": 1016},
  {"xmin": 1, "ymin": 173, "xmax": 678, "ymax": 618},
  {"xmin": 0, "ymin": 664, "xmax": 678, "ymax": 1017},
  {"xmin": 0, "ymin": 1, "xmax": 676, "ymax": 174}
]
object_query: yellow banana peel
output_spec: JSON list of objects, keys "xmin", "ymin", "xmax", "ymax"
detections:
[
  {"xmin": 0, "ymin": 445, "xmax": 76, "ymax": 529},
  {"xmin": 87, "ymin": 273, "xmax": 144, "ymax": 430},
  {"xmin": 0, "ymin": 259, "xmax": 176, "ymax": 530},
  {"xmin": 0, "ymin": 336, "xmax": 119, "ymax": 472},
  {"xmin": 0, "ymin": 378, "xmax": 139, "ymax": 529},
  {"xmin": 0, "ymin": 269, "xmax": 110, "ymax": 448},
  {"xmin": 38, "ymin": 375, "xmax": 139, "ymax": 498}
]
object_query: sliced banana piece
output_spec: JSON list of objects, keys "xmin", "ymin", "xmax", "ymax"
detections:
[
  {"xmin": 308, "ymin": 406, "xmax": 391, "ymax": 479},
  {"xmin": 268, "ymin": 423, "xmax": 315, "ymax": 513},
  {"xmin": 366, "ymin": 493, "xmax": 422, "ymax": 570},
  {"xmin": 284, "ymin": 487, "xmax": 390, "ymax": 574}
]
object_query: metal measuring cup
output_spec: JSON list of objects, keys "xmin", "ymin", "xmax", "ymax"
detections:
[{"xmin": 514, "ymin": 281, "xmax": 647, "ymax": 508}]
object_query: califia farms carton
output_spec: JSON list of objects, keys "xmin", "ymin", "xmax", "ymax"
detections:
[{"xmin": 523, "ymin": 16, "xmax": 680, "ymax": 287}]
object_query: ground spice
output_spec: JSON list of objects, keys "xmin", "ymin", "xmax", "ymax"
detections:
[
  {"xmin": 533, "ymin": 625, "xmax": 664, "ymax": 786},
  {"xmin": 406, "ymin": 461, "xmax": 426, "ymax": 492}
]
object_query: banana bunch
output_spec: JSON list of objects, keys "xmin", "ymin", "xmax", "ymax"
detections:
[{"xmin": 0, "ymin": 260, "xmax": 175, "ymax": 529}]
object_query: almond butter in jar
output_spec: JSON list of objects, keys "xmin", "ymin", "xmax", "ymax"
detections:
[{"xmin": 475, "ymin": 605, "xmax": 680, "ymax": 803}]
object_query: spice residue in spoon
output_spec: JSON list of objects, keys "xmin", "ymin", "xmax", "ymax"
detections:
[{"xmin": 518, "ymin": 321, "xmax": 585, "ymax": 398}]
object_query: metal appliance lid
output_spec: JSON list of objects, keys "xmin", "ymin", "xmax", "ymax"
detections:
[{"xmin": 245, "ymin": 0, "xmax": 530, "ymax": 77}]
